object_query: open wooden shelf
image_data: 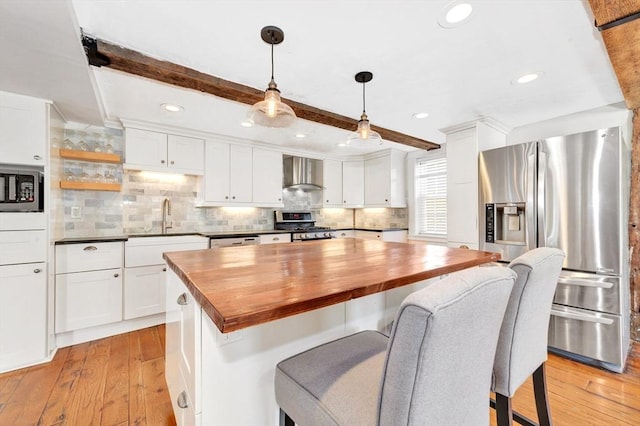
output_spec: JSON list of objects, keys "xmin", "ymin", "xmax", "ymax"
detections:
[
  {"xmin": 59, "ymin": 149, "xmax": 121, "ymax": 164},
  {"xmin": 59, "ymin": 181, "xmax": 121, "ymax": 192}
]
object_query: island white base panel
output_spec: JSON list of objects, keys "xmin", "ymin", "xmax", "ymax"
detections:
[{"xmin": 165, "ymin": 270, "xmax": 438, "ymax": 425}]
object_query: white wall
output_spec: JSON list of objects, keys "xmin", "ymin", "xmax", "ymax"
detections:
[{"xmin": 507, "ymin": 102, "xmax": 632, "ymax": 147}]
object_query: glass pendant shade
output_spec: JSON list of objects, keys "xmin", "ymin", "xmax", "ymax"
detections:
[
  {"xmin": 248, "ymin": 80, "xmax": 296, "ymax": 128},
  {"xmin": 347, "ymin": 112, "xmax": 382, "ymax": 145},
  {"xmin": 345, "ymin": 71, "xmax": 382, "ymax": 146},
  {"xmin": 248, "ymin": 26, "xmax": 296, "ymax": 128}
]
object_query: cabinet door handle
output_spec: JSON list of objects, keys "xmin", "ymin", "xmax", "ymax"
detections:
[
  {"xmin": 83, "ymin": 245, "xmax": 98, "ymax": 251},
  {"xmin": 177, "ymin": 391, "xmax": 189, "ymax": 408},
  {"xmin": 341, "ymin": 233, "xmax": 346, "ymax": 237},
  {"xmin": 170, "ymin": 160, "xmax": 174, "ymax": 165},
  {"xmin": 162, "ymin": 267, "xmax": 167, "ymax": 272},
  {"xmin": 177, "ymin": 293, "xmax": 189, "ymax": 306},
  {"xmin": 114, "ymin": 273, "xmax": 120, "ymax": 278},
  {"xmin": 33, "ymin": 155, "xmax": 42, "ymax": 160},
  {"xmin": 34, "ymin": 268, "xmax": 42, "ymax": 273},
  {"xmin": 225, "ymin": 196, "xmax": 229, "ymax": 200},
  {"xmin": 161, "ymin": 160, "xmax": 166, "ymax": 164},
  {"xmin": 232, "ymin": 196, "xmax": 236, "ymax": 200},
  {"xmin": 326, "ymin": 200, "xmax": 329, "ymax": 203},
  {"xmin": 385, "ymin": 199, "xmax": 388, "ymax": 202},
  {"xmin": 273, "ymin": 237, "xmax": 279, "ymax": 241}
]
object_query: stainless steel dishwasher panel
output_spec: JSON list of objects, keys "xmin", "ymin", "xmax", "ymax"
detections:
[{"xmin": 209, "ymin": 237, "xmax": 259, "ymax": 248}]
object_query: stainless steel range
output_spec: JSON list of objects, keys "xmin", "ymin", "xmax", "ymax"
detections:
[{"xmin": 274, "ymin": 211, "xmax": 336, "ymax": 241}]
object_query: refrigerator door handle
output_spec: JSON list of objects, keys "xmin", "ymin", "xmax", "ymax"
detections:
[
  {"xmin": 537, "ymin": 148, "xmax": 547, "ymax": 247},
  {"xmin": 526, "ymin": 149, "xmax": 537, "ymax": 250},
  {"xmin": 557, "ymin": 277, "xmax": 614, "ymax": 289},
  {"xmin": 550, "ymin": 308, "xmax": 614, "ymax": 325}
]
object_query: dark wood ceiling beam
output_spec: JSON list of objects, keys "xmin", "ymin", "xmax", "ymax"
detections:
[
  {"xmin": 588, "ymin": 1, "xmax": 640, "ymax": 109},
  {"xmin": 589, "ymin": 0, "xmax": 640, "ymax": 27},
  {"xmin": 94, "ymin": 38, "xmax": 440, "ymax": 150}
]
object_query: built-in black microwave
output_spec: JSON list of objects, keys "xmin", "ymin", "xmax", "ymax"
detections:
[{"xmin": 0, "ymin": 166, "xmax": 44, "ymax": 212}]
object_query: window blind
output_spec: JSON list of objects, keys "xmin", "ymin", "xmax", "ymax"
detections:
[{"xmin": 415, "ymin": 156, "xmax": 447, "ymax": 236}]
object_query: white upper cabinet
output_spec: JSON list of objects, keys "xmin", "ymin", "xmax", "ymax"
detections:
[
  {"xmin": 364, "ymin": 149, "xmax": 407, "ymax": 207},
  {"xmin": 342, "ymin": 160, "xmax": 364, "ymax": 207},
  {"xmin": 252, "ymin": 148, "xmax": 283, "ymax": 206},
  {"xmin": 0, "ymin": 91, "xmax": 47, "ymax": 166},
  {"xmin": 228, "ymin": 144, "xmax": 252, "ymax": 203},
  {"xmin": 124, "ymin": 127, "xmax": 204, "ymax": 175},
  {"xmin": 167, "ymin": 134, "xmax": 205, "ymax": 173},
  {"xmin": 443, "ymin": 120, "xmax": 506, "ymax": 249},
  {"xmin": 200, "ymin": 140, "xmax": 251, "ymax": 205},
  {"xmin": 323, "ymin": 159, "xmax": 342, "ymax": 207}
]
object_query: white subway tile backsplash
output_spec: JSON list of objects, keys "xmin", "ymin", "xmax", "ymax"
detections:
[{"xmin": 54, "ymin": 125, "xmax": 404, "ymax": 237}]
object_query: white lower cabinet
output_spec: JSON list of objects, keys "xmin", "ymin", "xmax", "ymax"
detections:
[
  {"xmin": 55, "ymin": 241, "xmax": 124, "ymax": 334},
  {"xmin": 355, "ymin": 230, "xmax": 407, "ymax": 242},
  {"xmin": 334, "ymin": 230, "xmax": 355, "ymax": 239},
  {"xmin": 124, "ymin": 265, "xmax": 166, "ymax": 319},
  {"xmin": 259, "ymin": 233, "xmax": 291, "ymax": 244},
  {"xmin": 0, "ymin": 221, "xmax": 48, "ymax": 373},
  {"xmin": 124, "ymin": 236, "xmax": 208, "ymax": 321},
  {"xmin": 0, "ymin": 262, "xmax": 46, "ymax": 372},
  {"xmin": 166, "ymin": 271, "xmax": 201, "ymax": 426},
  {"xmin": 55, "ymin": 268, "xmax": 123, "ymax": 333}
]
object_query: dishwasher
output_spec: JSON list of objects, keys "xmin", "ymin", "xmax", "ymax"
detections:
[{"xmin": 209, "ymin": 236, "xmax": 259, "ymax": 248}]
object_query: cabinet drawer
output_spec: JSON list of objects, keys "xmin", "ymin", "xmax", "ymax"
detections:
[
  {"xmin": 55, "ymin": 268, "xmax": 123, "ymax": 333},
  {"xmin": 0, "ymin": 230, "xmax": 46, "ymax": 265},
  {"xmin": 259, "ymin": 234, "xmax": 291, "ymax": 244},
  {"xmin": 125, "ymin": 236, "xmax": 208, "ymax": 267},
  {"xmin": 56, "ymin": 241, "xmax": 123, "ymax": 273}
]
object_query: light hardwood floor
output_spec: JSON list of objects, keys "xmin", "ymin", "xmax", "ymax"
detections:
[{"xmin": 0, "ymin": 326, "xmax": 638, "ymax": 425}]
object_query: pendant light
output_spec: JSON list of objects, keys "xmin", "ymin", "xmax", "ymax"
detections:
[
  {"xmin": 248, "ymin": 26, "xmax": 296, "ymax": 128},
  {"xmin": 347, "ymin": 71, "xmax": 382, "ymax": 145}
]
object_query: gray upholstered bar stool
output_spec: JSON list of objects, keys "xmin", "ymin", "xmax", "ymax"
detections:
[
  {"xmin": 274, "ymin": 266, "xmax": 516, "ymax": 426},
  {"xmin": 491, "ymin": 247, "xmax": 565, "ymax": 426}
]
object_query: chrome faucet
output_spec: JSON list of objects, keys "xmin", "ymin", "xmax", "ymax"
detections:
[{"xmin": 162, "ymin": 198, "xmax": 173, "ymax": 234}]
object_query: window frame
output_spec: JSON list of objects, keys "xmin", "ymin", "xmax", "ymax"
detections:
[{"xmin": 406, "ymin": 148, "xmax": 447, "ymax": 243}]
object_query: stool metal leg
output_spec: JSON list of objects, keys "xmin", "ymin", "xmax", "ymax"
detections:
[
  {"xmin": 495, "ymin": 393, "xmax": 513, "ymax": 426},
  {"xmin": 533, "ymin": 363, "xmax": 552, "ymax": 426},
  {"xmin": 279, "ymin": 408, "xmax": 295, "ymax": 426}
]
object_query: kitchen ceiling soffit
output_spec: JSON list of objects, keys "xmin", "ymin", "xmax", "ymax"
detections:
[{"xmin": 82, "ymin": 36, "xmax": 440, "ymax": 151}]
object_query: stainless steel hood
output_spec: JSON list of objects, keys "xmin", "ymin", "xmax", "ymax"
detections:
[{"xmin": 283, "ymin": 156, "xmax": 323, "ymax": 190}]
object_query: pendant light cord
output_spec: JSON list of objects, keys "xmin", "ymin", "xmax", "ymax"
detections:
[
  {"xmin": 362, "ymin": 81, "xmax": 367, "ymax": 114},
  {"xmin": 270, "ymin": 41, "xmax": 275, "ymax": 81}
]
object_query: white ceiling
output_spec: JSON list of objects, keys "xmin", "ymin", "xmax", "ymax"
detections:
[{"xmin": 0, "ymin": 0, "xmax": 624, "ymax": 157}]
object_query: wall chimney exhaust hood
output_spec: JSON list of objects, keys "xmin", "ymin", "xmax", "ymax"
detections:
[{"xmin": 283, "ymin": 155, "xmax": 323, "ymax": 191}]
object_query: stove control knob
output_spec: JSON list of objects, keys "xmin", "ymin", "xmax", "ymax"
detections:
[{"xmin": 324, "ymin": 232, "xmax": 331, "ymax": 238}]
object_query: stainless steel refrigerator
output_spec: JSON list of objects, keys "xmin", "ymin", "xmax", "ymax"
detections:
[{"xmin": 479, "ymin": 127, "xmax": 630, "ymax": 372}]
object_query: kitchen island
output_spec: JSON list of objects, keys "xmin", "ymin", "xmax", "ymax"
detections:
[{"xmin": 163, "ymin": 239, "xmax": 500, "ymax": 425}]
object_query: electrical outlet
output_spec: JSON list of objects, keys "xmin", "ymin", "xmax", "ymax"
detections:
[
  {"xmin": 217, "ymin": 330, "xmax": 243, "ymax": 346},
  {"xmin": 71, "ymin": 206, "xmax": 82, "ymax": 219}
]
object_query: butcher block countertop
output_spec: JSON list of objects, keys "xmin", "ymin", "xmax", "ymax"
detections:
[{"xmin": 163, "ymin": 239, "xmax": 501, "ymax": 333}]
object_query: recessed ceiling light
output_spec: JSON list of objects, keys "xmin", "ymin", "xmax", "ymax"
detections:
[
  {"xmin": 161, "ymin": 103, "xmax": 184, "ymax": 112},
  {"xmin": 337, "ymin": 142, "xmax": 347, "ymax": 147},
  {"xmin": 240, "ymin": 121, "xmax": 253, "ymax": 127},
  {"xmin": 295, "ymin": 133, "xmax": 306, "ymax": 138},
  {"xmin": 412, "ymin": 112, "xmax": 430, "ymax": 119},
  {"xmin": 439, "ymin": 2, "xmax": 473, "ymax": 28},
  {"xmin": 513, "ymin": 72, "xmax": 542, "ymax": 84}
]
